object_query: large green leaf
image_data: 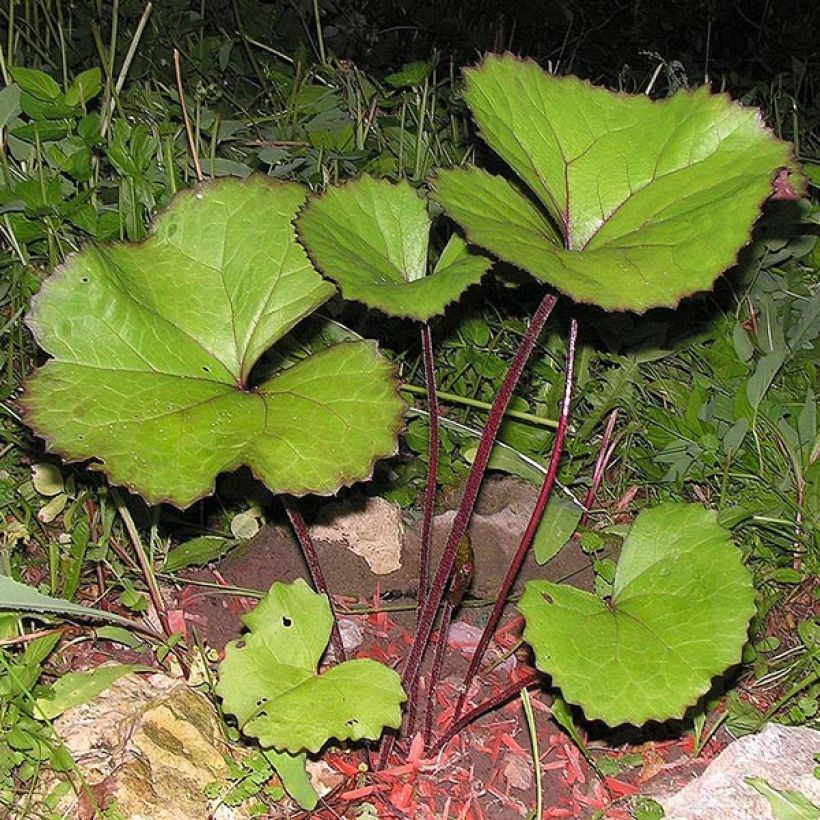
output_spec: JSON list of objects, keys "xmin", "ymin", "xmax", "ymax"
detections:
[
  {"xmin": 217, "ymin": 579, "xmax": 406, "ymax": 753},
  {"xmin": 297, "ymin": 174, "xmax": 491, "ymax": 320},
  {"xmin": 21, "ymin": 176, "xmax": 404, "ymax": 508},
  {"xmin": 519, "ymin": 503, "xmax": 756, "ymax": 726},
  {"xmin": 432, "ymin": 54, "xmax": 795, "ymax": 312}
]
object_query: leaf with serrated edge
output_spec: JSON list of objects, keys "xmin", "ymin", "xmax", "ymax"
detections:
[
  {"xmin": 217, "ymin": 579, "xmax": 406, "ymax": 753},
  {"xmin": 432, "ymin": 54, "xmax": 795, "ymax": 312},
  {"xmin": 298, "ymin": 174, "xmax": 490, "ymax": 320},
  {"xmin": 21, "ymin": 176, "xmax": 405, "ymax": 508},
  {"xmin": 519, "ymin": 503, "xmax": 756, "ymax": 726}
]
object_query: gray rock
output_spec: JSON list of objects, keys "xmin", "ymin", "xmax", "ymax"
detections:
[{"xmin": 659, "ymin": 723, "xmax": 820, "ymax": 819}]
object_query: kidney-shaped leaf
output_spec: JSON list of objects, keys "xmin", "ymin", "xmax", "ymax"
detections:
[
  {"xmin": 217, "ymin": 579, "xmax": 406, "ymax": 753},
  {"xmin": 432, "ymin": 54, "xmax": 795, "ymax": 312},
  {"xmin": 21, "ymin": 176, "xmax": 404, "ymax": 508},
  {"xmin": 519, "ymin": 502, "xmax": 756, "ymax": 726},
  {"xmin": 298, "ymin": 174, "xmax": 490, "ymax": 320}
]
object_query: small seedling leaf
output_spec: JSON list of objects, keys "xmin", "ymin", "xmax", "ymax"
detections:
[
  {"xmin": 520, "ymin": 502, "xmax": 755, "ymax": 725},
  {"xmin": 533, "ymin": 496, "xmax": 584, "ymax": 565},
  {"xmin": 298, "ymin": 175, "xmax": 490, "ymax": 320},
  {"xmin": 163, "ymin": 536, "xmax": 237, "ymax": 572},
  {"xmin": 34, "ymin": 663, "xmax": 152, "ymax": 720},
  {"xmin": 433, "ymin": 54, "xmax": 795, "ymax": 312},
  {"xmin": 264, "ymin": 749, "xmax": 318, "ymax": 811},
  {"xmin": 21, "ymin": 177, "xmax": 404, "ymax": 508},
  {"xmin": 217, "ymin": 579, "xmax": 406, "ymax": 753}
]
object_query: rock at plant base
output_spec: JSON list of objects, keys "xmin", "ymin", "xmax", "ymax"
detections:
[
  {"xmin": 184, "ymin": 478, "xmax": 605, "ymax": 652},
  {"xmin": 658, "ymin": 723, "xmax": 820, "ymax": 819},
  {"xmin": 38, "ymin": 672, "xmax": 250, "ymax": 820},
  {"xmin": 309, "ymin": 495, "xmax": 404, "ymax": 574}
]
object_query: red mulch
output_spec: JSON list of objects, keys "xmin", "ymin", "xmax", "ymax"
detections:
[
  {"xmin": 187, "ymin": 584, "xmax": 729, "ymax": 819},
  {"xmin": 47, "ymin": 567, "xmax": 733, "ymax": 819}
]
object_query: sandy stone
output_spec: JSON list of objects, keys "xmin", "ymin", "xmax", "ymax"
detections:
[
  {"xmin": 40, "ymin": 672, "xmax": 249, "ymax": 820},
  {"xmin": 658, "ymin": 723, "xmax": 820, "ymax": 819},
  {"xmin": 309, "ymin": 495, "xmax": 404, "ymax": 574}
]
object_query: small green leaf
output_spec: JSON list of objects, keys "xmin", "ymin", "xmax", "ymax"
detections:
[
  {"xmin": 384, "ymin": 60, "xmax": 435, "ymax": 88},
  {"xmin": 0, "ymin": 84, "xmax": 22, "ymax": 129},
  {"xmin": 298, "ymin": 175, "xmax": 490, "ymax": 320},
  {"xmin": 30, "ymin": 463, "xmax": 64, "ymax": 497},
  {"xmin": 93, "ymin": 626, "xmax": 145, "ymax": 648},
  {"xmin": 163, "ymin": 536, "xmax": 237, "ymax": 572},
  {"xmin": 550, "ymin": 696, "xmax": 594, "ymax": 766},
  {"xmin": 10, "ymin": 67, "xmax": 61, "ymax": 101},
  {"xmin": 64, "ymin": 68, "xmax": 102, "ymax": 107},
  {"xmin": 217, "ymin": 579, "xmax": 406, "ymax": 753},
  {"xmin": 520, "ymin": 502, "xmax": 755, "ymax": 726},
  {"xmin": 463, "ymin": 442, "xmax": 546, "ymax": 485},
  {"xmin": 745, "ymin": 777, "xmax": 820, "ymax": 819},
  {"xmin": 433, "ymin": 54, "xmax": 795, "ymax": 312},
  {"xmin": 633, "ymin": 797, "xmax": 666, "ymax": 819},
  {"xmin": 533, "ymin": 497, "xmax": 584, "ymax": 565},
  {"xmin": 22, "ymin": 177, "xmax": 404, "ymax": 508},
  {"xmin": 35, "ymin": 663, "xmax": 151, "ymax": 719},
  {"xmin": 264, "ymin": 749, "xmax": 318, "ymax": 811},
  {"xmin": 746, "ymin": 351, "xmax": 785, "ymax": 408}
]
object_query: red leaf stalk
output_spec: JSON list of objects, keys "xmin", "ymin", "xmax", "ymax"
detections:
[
  {"xmin": 451, "ymin": 318, "xmax": 579, "ymax": 725},
  {"xmin": 429, "ymin": 669, "xmax": 543, "ymax": 757},
  {"xmin": 282, "ymin": 496, "xmax": 346, "ymax": 663},
  {"xmin": 577, "ymin": 408, "xmax": 619, "ymax": 531},
  {"xmin": 378, "ymin": 292, "xmax": 558, "ymax": 768}
]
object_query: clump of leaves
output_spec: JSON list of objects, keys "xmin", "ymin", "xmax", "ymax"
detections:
[
  {"xmin": 0, "ymin": 633, "xmax": 74, "ymax": 812},
  {"xmin": 426, "ymin": 54, "xmax": 795, "ymax": 729}
]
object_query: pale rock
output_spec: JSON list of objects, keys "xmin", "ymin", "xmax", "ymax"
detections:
[
  {"xmin": 37, "ymin": 672, "xmax": 249, "ymax": 820},
  {"xmin": 659, "ymin": 723, "xmax": 820, "ymax": 819},
  {"xmin": 338, "ymin": 617, "xmax": 364, "ymax": 651},
  {"xmin": 503, "ymin": 752, "xmax": 534, "ymax": 791},
  {"xmin": 310, "ymin": 496, "xmax": 404, "ymax": 574}
]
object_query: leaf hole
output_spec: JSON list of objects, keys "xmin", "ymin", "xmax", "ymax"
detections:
[
  {"xmin": 256, "ymin": 699, "xmax": 264, "ymax": 706},
  {"xmin": 236, "ymin": 640, "xmax": 246, "ymax": 650},
  {"xmin": 79, "ymin": 277, "xmax": 89, "ymax": 284},
  {"xmin": 345, "ymin": 718, "xmax": 359, "ymax": 727},
  {"xmin": 202, "ymin": 366, "xmax": 210, "ymax": 373},
  {"xmin": 541, "ymin": 592, "xmax": 554, "ymax": 605},
  {"xmin": 281, "ymin": 616, "xmax": 292, "ymax": 627}
]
